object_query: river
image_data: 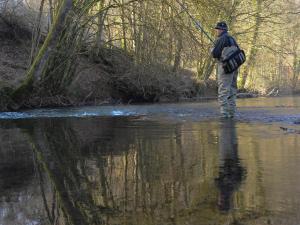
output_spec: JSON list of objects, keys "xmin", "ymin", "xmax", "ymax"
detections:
[{"xmin": 0, "ymin": 96, "xmax": 300, "ymax": 225}]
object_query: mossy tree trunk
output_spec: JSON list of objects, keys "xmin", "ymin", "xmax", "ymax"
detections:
[{"xmin": 12, "ymin": 0, "xmax": 77, "ymax": 103}]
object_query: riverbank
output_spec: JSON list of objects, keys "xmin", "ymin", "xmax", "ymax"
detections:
[
  {"xmin": 0, "ymin": 22, "xmax": 288, "ymax": 112},
  {"xmin": 0, "ymin": 32, "xmax": 291, "ymax": 113},
  {"xmin": 0, "ymin": 25, "xmax": 218, "ymax": 111}
]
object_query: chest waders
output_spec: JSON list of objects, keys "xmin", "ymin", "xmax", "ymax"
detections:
[{"xmin": 217, "ymin": 62, "xmax": 238, "ymax": 118}]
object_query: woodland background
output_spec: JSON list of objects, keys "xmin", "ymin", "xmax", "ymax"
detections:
[{"xmin": 0, "ymin": 0, "xmax": 299, "ymax": 109}]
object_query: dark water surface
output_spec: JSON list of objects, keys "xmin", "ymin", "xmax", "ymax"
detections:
[{"xmin": 1, "ymin": 97, "xmax": 300, "ymax": 225}]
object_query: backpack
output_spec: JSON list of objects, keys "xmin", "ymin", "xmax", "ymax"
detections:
[{"xmin": 221, "ymin": 37, "xmax": 246, "ymax": 74}]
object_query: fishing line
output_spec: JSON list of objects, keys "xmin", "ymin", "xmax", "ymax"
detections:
[{"xmin": 174, "ymin": 0, "xmax": 215, "ymax": 44}]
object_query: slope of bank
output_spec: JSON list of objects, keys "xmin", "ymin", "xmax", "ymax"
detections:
[{"xmin": 0, "ymin": 21, "xmax": 217, "ymax": 111}]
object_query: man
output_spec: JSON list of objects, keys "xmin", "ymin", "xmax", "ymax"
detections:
[{"xmin": 211, "ymin": 22, "xmax": 239, "ymax": 118}]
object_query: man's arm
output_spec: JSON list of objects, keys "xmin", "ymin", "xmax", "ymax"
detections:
[{"xmin": 211, "ymin": 36, "xmax": 226, "ymax": 59}]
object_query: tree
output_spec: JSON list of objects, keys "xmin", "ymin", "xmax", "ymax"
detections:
[{"xmin": 12, "ymin": 0, "xmax": 76, "ymax": 102}]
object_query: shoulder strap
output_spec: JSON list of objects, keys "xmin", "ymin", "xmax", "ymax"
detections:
[{"xmin": 228, "ymin": 36, "xmax": 240, "ymax": 50}]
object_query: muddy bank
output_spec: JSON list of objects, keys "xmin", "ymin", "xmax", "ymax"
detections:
[
  {"xmin": 0, "ymin": 21, "xmax": 269, "ymax": 112},
  {"xmin": 0, "ymin": 27, "xmax": 218, "ymax": 111},
  {"xmin": 0, "ymin": 33, "xmax": 286, "ymax": 113}
]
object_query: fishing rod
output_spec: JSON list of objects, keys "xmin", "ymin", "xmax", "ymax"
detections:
[{"xmin": 175, "ymin": 0, "xmax": 215, "ymax": 44}]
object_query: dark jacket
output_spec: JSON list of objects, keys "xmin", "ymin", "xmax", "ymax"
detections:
[{"xmin": 211, "ymin": 31, "xmax": 237, "ymax": 60}]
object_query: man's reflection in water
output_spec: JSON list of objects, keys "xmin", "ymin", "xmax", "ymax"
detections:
[{"xmin": 215, "ymin": 119, "xmax": 246, "ymax": 212}]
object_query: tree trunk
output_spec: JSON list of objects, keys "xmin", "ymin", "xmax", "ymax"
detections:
[
  {"xmin": 292, "ymin": 50, "xmax": 299, "ymax": 91},
  {"xmin": 121, "ymin": 0, "xmax": 127, "ymax": 51},
  {"xmin": 30, "ymin": 0, "xmax": 46, "ymax": 63},
  {"xmin": 173, "ymin": 36, "xmax": 183, "ymax": 72},
  {"xmin": 240, "ymin": 0, "xmax": 262, "ymax": 89},
  {"xmin": 93, "ymin": 0, "xmax": 109, "ymax": 57},
  {"xmin": 197, "ymin": 56, "xmax": 215, "ymax": 81},
  {"xmin": 48, "ymin": 0, "xmax": 54, "ymax": 26},
  {"xmin": 12, "ymin": 0, "xmax": 74, "ymax": 102}
]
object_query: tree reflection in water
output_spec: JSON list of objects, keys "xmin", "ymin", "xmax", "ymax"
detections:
[
  {"xmin": 25, "ymin": 117, "xmax": 200, "ymax": 225},
  {"xmin": 15, "ymin": 117, "xmax": 265, "ymax": 225},
  {"xmin": 27, "ymin": 119, "xmax": 108, "ymax": 225}
]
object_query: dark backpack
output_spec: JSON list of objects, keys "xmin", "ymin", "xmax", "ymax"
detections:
[{"xmin": 221, "ymin": 37, "xmax": 246, "ymax": 73}]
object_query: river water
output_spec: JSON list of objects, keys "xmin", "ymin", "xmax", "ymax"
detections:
[{"xmin": 0, "ymin": 96, "xmax": 300, "ymax": 225}]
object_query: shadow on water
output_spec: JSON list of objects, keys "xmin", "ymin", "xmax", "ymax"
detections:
[{"xmin": 1, "ymin": 110, "xmax": 300, "ymax": 224}]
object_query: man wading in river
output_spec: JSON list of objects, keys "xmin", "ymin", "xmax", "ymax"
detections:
[{"xmin": 211, "ymin": 22, "xmax": 239, "ymax": 118}]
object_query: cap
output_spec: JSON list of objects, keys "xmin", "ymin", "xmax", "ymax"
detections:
[{"xmin": 215, "ymin": 21, "xmax": 228, "ymax": 31}]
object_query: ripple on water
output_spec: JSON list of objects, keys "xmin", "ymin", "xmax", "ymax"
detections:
[{"xmin": 0, "ymin": 97, "xmax": 300, "ymax": 125}]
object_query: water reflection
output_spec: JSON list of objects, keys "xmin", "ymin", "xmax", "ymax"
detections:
[
  {"xmin": 1, "ymin": 115, "xmax": 300, "ymax": 225},
  {"xmin": 17, "ymin": 118, "xmax": 224, "ymax": 225},
  {"xmin": 215, "ymin": 120, "xmax": 246, "ymax": 212},
  {"xmin": 27, "ymin": 118, "xmax": 118, "ymax": 225}
]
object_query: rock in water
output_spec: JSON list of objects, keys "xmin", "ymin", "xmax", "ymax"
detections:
[{"xmin": 280, "ymin": 127, "xmax": 300, "ymax": 134}]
